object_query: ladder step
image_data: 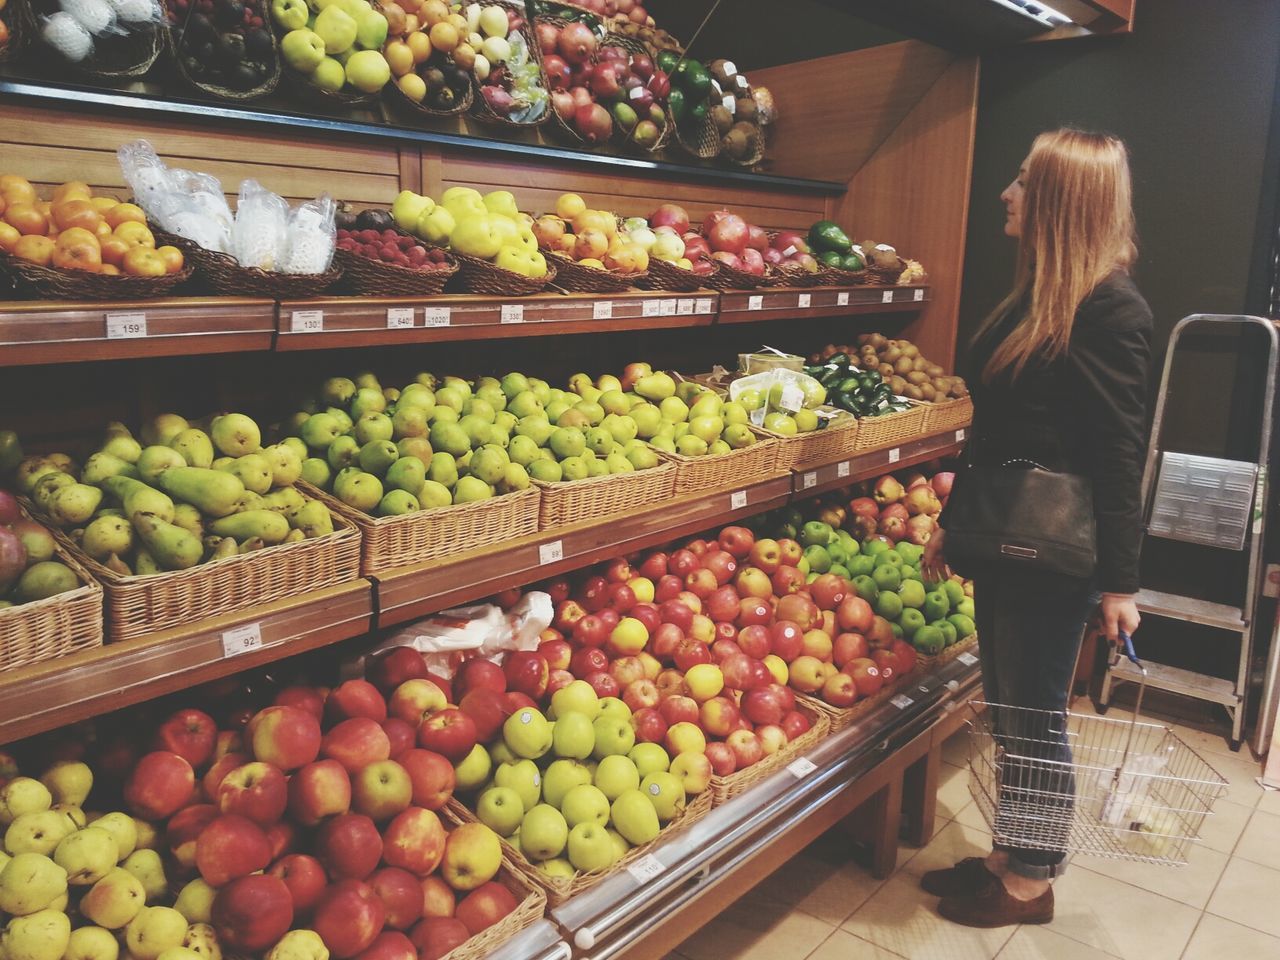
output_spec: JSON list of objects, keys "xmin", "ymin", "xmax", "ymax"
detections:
[
  {"xmin": 1134, "ymin": 588, "xmax": 1246, "ymax": 632},
  {"xmin": 1109, "ymin": 658, "xmax": 1239, "ymax": 706}
]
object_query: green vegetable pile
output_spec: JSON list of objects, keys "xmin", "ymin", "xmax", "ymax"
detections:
[{"xmin": 802, "ymin": 353, "xmax": 912, "ymax": 418}]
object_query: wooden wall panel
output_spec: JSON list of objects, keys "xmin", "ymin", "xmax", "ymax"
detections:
[
  {"xmin": 750, "ymin": 42, "xmax": 955, "ymax": 184},
  {"xmin": 839, "ymin": 57, "xmax": 980, "ymax": 372}
]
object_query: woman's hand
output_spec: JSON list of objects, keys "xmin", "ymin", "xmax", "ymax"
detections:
[
  {"xmin": 922, "ymin": 528, "xmax": 948, "ymax": 582},
  {"xmin": 1099, "ymin": 593, "xmax": 1140, "ymax": 642}
]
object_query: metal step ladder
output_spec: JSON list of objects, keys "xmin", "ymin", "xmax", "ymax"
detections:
[{"xmin": 1100, "ymin": 314, "xmax": 1278, "ymax": 750}]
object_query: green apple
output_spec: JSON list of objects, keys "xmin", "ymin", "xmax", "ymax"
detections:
[
  {"xmin": 54, "ymin": 828, "xmax": 117, "ymax": 886},
  {"xmin": 550, "ymin": 681, "xmax": 600, "ymax": 721},
  {"xmin": 80, "ymin": 868, "xmax": 145, "ymax": 929},
  {"xmin": 63, "ymin": 926, "xmax": 119, "ymax": 960},
  {"xmin": 794, "ymin": 408, "xmax": 819, "ymax": 432},
  {"xmin": 559, "ymin": 784, "xmax": 609, "ymax": 828},
  {"xmin": 763, "ymin": 412, "xmax": 798, "ymax": 436},
  {"xmin": 628, "ymin": 743, "xmax": 670, "ymax": 779},
  {"xmin": 311, "ymin": 55, "xmax": 347, "ymax": 90},
  {"xmin": 314, "ymin": 5, "xmax": 357, "ymax": 53},
  {"xmin": 610, "ymin": 790, "xmax": 660, "ymax": 846},
  {"xmin": 518, "ymin": 804, "xmax": 568, "ymax": 862},
  {"xmin": 566, "ymin": 823, "xmax": 615, "ymax": 872},
  {"xmin": 0, "ymin": 779, "xmax": 52, "ymax": 826},
  {"xmin": 593, "ymin": 756, "xmax": 639, "ymax": 802},
  {"xmin": 503, "ymin": 708, "xmax": 553, "ymax": 760},
  {"xmin": 476, "ymin": 787, "xmax": 524, "ymax": 837},
  {"xmin": 124, "ymin": 906, "xmax": 188, "ymax": 960},
  {"xmin": 639, "ymin": 772, "xmax": 685, "ymax": 822},
  {"xmin": 354, "ymin": 9, "xmax": 387, "ymax": 49},
  {"xmin": 0, "ymin": 852, "xmax": 67, "ymax": 915},
  {"xmin": 541, "ymin": 760, "xmax": 592, "ymax": 810},
  {"xmin": 122, "ymin": 850, "xmax": 166, "ymax": 903},
  {"xmin": 591, "ymin": 716, "xmax": 635, "ymax": 760},
  {"xmin": 453, "ymin": 744, "xmax": 492, "ymax": 793},
  {"xmin": 493, "ymin": 760, "xmax": 541, "ymax": 813},
  {"xmin": 272, "ymin": 0, "xmax": 309, "ymax": 29},
  {"xmin": 538, "ymin": 858, "xmax": 575, "ymax": 878},
  {"xmin": 550, "ymin": 712, "xmax": 594, "ymax": 760},
  {"xmin": 281, "ymin": 28, "xmax": 326, "ymax": 72},
  {"xmin": 2, "ymin": 909, "xmax": 70, "ymax": 960},
  {"xmin": 723, "ymin": 423, "xmax": 755, "ymax": 449},
  {"xmin": 606, "ymin": 828, "xmax": 630, "ymax": 861}
]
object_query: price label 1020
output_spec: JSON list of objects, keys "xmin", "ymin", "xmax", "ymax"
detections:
[{"xmin": 423, "ymin": 307, "xmax": 451, "ymax": 328}]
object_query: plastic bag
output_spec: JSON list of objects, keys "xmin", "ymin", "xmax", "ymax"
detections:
[
  {"xmin": 730, "ymin": 368, "xmax": 824, "ymax": 426},
  {"xmin": 232, "ymin": 179, "xmax": 289, "ymax": 271},
  {"xmin": 106, "ymin": 0, "xmax": 164, "ymax": 25},
  {"xmin": 42, "ymin": 13, "xmax": 93, "ymax": 63},
  {"xmin": 280, "ymin": 194, "xmax": 336, "ymax": 275},
  {"xmin": 59, "ymin": 0, "xmax": 116, "ymax": 37}
]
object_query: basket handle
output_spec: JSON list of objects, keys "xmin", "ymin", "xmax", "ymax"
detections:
[{"xmin": 1118, "ymin": 629, "xmax": 1140, "ymax": 666}]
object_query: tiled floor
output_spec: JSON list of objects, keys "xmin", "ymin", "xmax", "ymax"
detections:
[{"xmin": 668, "ymin": 699, "xmax": 1280, "ymax": 960}]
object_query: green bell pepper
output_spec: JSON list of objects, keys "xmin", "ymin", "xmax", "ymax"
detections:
[{"xmin": 808, "ymin": 220, "xmax": 852, "ymax": 254}]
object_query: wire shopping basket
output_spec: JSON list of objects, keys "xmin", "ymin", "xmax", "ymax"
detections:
[{"xmin": 965, "ymin": 633, "xmax": 1228, "ymax": 865}]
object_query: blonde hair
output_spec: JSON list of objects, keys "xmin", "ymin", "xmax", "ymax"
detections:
[{"xmin": 981, "ymin": 128, "xmax": 1137, "ymax": 381}]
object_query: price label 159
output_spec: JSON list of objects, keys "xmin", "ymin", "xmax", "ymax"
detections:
[
  {"xmin": 538, "ymin": 540, "xmax": 564, "ymax": 565},
  {"xmin": 500, "ymin": 304, "xmax": 524, "ymax": 324},
  {"xmin": 627, "ymin": 854, "xmax": 665, "ymax": 884},
  {"xmin": 291, "ymin": 310, "xmax": 324, "ymax": 333},
  {"xmin": 423, "ymin": 307, "xmax": 451, "ymax": 328},
  {"xmin": 105, "ymin": 312, "xmax": 147, "ymax": 339},
  {"xmin": 386, "ymin": 307, "xmax": 415, "ymax": 329},
  {"xmin": 592, "ymin": 300, "xmax": 613, "ymax": 320},
  {"xmin": 222, "ymin": 622, "xmax": 263, "ymax": 659}
]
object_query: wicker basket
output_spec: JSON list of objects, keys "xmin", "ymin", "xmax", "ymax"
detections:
[
  {"xmin": 153, "ymin": 230, "xmax": 341, "ymax": 299},
  {"xmin": 709, "ymin": 700, "xmax": 829, "ymax": 806},
  {"xmin": 919, "ymin": 396, "xmax": 974, "ymax": 435},
  {"xmin": 760, "ymin": 263, "xmax": 823, "ymax": 288},
  {"xmin": 853, "ymin": 402, "xmax": 928, "ymax": 451},
  {"xmin": 532, "ymin": 460, "xmax": 674, "ymax": 529},
  {"xmin": 469, "ymin": 0, "xmax": 550, "ymax": 129},
  {"xmin": 543, "ymin": 252, "xmax": 641, "ymax": 294},
  {"xmin": 637, "ymin": 256, "xmax": 715, "ymax": 292},
  {"xmin": 167, "ymin": 1, "xmax": 281, "ymax": 102},
  {"xmin": 537, "ymin": 14, "xmax": 598, "ymax": 148},
  {"xmin": 797, "ymin": 667, "xmax": 919, "ymax": 733},
  {"xmin": 302, "ymin": 482, "xmax": 540, "ymax": 576},
  {"xmin": 31, "ymin": 0, "xmax": 164, "ymax": 79},
  {"xmin": 383, "ymin": 61, "xmax": 474, "ymax": 121},
  {"xmin": 658, "ymin": 436, "xmax": 779, "ymax": 494},
  {"xmin": 453, "ymin": 250, "xmax": 556, "ymax": 296},
  {"xmin": 454, "ymin": 787, "xmax": 714, "ymax": 906},
  {"xmin": 0, "ymin": 509, "xmax": 103, "ymax": 670},
  {"xmin": 670, "ymin": 102, "xmax": 721, "ymax": 160},
  {"xmin": 867, "ymin": 256, "xmax": 908, "ymax": 285},
  {"xmin": 334, "ymin": 247, "xmax": 458, "ymax": 297},
  {"xmin": 27, "ymin": 500, "xmax": 362, "ymax": 643},
  {"xmin": 755, "ymin": 412, "xmax": 859, "ymax": 471},
  {"xmin": 278, "ymin": 49, "xmax": 380, "ymax": 109},
  {"xmin": 0, "ymin": 0, "xmax": 32, "ymax": 62},
  {"xmin": 600, "ymin": 32, "xmax": 673, "ymax": 156},
  {"xmin": 915, "ymin": 633, "xmax": 979, "ymax": 674},
  {"xmin": 0, "ymin": 247, "xmax": 194, "ymax": 301},
  {"xmin": 722, "ymin": 121, "xmax": 765, "ymax": 169},
  {"xmin": 817, "ymin": 265, "xmax": 870, "ymax": 286}
]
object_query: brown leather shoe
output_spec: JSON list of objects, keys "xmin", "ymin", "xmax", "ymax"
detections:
[
  {"xmin": 920, "ymin": 857, "xmax": 998, "ymax": 898},
  {"xmin": 938, "ymin": 881, "xmax": 1054, "ymax": 927}
]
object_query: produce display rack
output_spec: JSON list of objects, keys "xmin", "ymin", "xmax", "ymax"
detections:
[{"xmin": 0, "ymin": 286, "xmax": 930, "ymax": 364}]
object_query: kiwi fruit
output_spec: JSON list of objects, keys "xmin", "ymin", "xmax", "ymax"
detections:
[
  {"xmin": 721, "ymin": 127, "xmax": 750, "ymax": 160},
  {"xmin": 920, "ymin": 384, "xmax": 936, "ymax": 401},
  {"xmin": 871, "ymin": 249, "xmax": 899, "ymax": 269},
  {"xmin": 902, "ymin": 343, "xmax": 919, "ymax": 358},
  {"xmin": 889, "ymin": 376, "xmax": 908, "ymax": 394},
  {"xmin": 907, "ymin": 370, "xmax": 929, "ymax": 386},
  {"xmin": 735, "ymin": 98, "xmax": 758, "ymax": 122},
  {"xmin": 709, "ymin": 59, "xmax": 736, "ymax": 87},
  {"xmin": 925, "ymin": 363, "xmax": 944, "ymax": 378},
  {"xmin": 710, "ymin": 105, "xmax": 734, "ymax": 135},
  {"xmin": 894, "ymin": 357, "xmax": 914, "ymax": 376},
  {"xmin": 932, "ymin": 377, "xmax": 951, "ymax": 394},
  {"xmin": 878, "ymin": 363, "xmax": 895, "ymax": 379},
  {"xmin": 903, "ymin": 384, "xmax": 924, "ymax": 400},
  {"xmin": 882, "ymin": 345, "xmax": 901, "ymax": 363}
]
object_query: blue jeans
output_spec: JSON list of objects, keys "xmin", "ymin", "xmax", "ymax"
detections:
[{"xmin": 973, "ymin": 566, "xmax": 1101, "ymax": 880}]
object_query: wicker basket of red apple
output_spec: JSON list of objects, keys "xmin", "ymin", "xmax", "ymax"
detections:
[
  {"xmin": 334, "ymin": 224, "xmax": 459, "ymax": 296},
  {"xmin": 632, "ymin": 203, "xmax": 719, "ymax": 292},
  {"xmin": 694, "ymin": 211, "xmax": 773, "ymax": 289}
]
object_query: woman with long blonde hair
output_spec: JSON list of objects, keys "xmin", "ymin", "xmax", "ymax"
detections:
[{"xmin": 921, "ymin": 129, "xmax": 1152, "ymax": 927}]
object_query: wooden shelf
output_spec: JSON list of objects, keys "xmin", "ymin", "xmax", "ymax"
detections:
[
  {"xmin": 0, "ymin": 580, "xmax": 374, "ymax": 746},
  {"xmin": 718, "ymin": 284, "xmax": 929, "ymax": 324},
  {"xmin": 0, "ymin": 297, "xmax": 276, "ymax": 366},
  {"xmin": 793, "ymin": 427, "xmax": 968, "ymax": 497}
]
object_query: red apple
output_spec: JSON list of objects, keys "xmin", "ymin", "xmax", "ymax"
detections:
[
  {"xmin": 810, "ymin": 573, "xmax": 850, "ymax": 611},
  {"xmin": 871, "ymin": 649, "xmax": 899, "ymax": 685},
  {"xmin": 570, "ymin": 646, "xmax": 609, "ymax": 678},
  {"xmin": 673, "ymin": 638, "xmax": 712, "ymax": 671},
  {"xmin": 718, "ymin": 526, "xmax": 754, "ymax": 559},
  {"xmin": 629, "ymin": 602, "xmax": 661, "ymax": 635},
  {"xmin": 733, "ymin": 566, "xmax": 773, "ymax": 599},
  {"xmin": 585, "ymin": 671, "xmax": 619, "ymax": 699},
  {"xmin": 196, "ymin": 814, "xmax": 272, "ymax": 886},
  {"xmin": 650, "ymin": 622, "xmax": 684, "ymax": 659},
  {"xmin": 757, "ymin": 724, "xmax": 787, "ymax": 755},
  {"xmin": 704, "ymin": 741, "xmax": 736, "ymax": 776},
  {"xmin": 890, "ymin": 639, "xmax": 918, "ymax": 676},
  {"xmin": 382, "ymin": 718, "xmax": 416, "ymax": 759},
  {"xmin": 314, "ymin": 880, "xmax": 387, "ymax": 959},
  {"xmin": 417, "ymin": 709, "xmax": 477, "ymax": 762},
  {"xmin": 677, "ymin": 591, "xmax": 704, "ymax": 615},
  {"xmin": 711, "ymin": 638, "xmax": 743, "ymax": 663},
  {"xmin": 775, "ymin": 594, "xmax": 820, "ymax": 631},
  {"xmin": 552, "ymin": 599, "xmax": 587, "ymax": 633},
  {"xmin": 688, "ymin": 614, "xmax": 715, "ymax": 645},
  {"xmin": 269, "ymin": 853, "xmax": 328, "ymax": 914},
  {"xmin": 736, "ymin": 625, "xmax": 771, "ymax": 659},
  {"xmin": 368, "ymin": 647, "xmax": 429, "ymax": 694},
  {"xmin": 658, "ymin": 695, "xmax": 698, "ymax": 726},
  {"xmin": 741, "ymin": 687, "xmax": 786, "ymax": 726},
  {"xmin": 720, "ymin": 653, "xmax": 763, "ymax": 692},
  {"xmin": 419, "ymin": 876, "xmax": 455, "ymax": 918},
  {"xmin": 771, "ymin": 565, "xmax": 806, "ymax": 596},
  {"xmin": 726, "ymin": 729, "xmax": 763, "ymax": 768},
  {"xmin": 398, "ymin": 749, "xmax": 455, "ymax": 811},
  {"xmin": 212, "ymin": 873, "xmax": 294, "ymax": 952},
  {"xmin": 603, "ymin": 557, "xmax": 633, "ymax": 583},
  {"xmin": 456, "ymin": 659, "xmax": 506, "ymax": 697},
  {"xmin": 167, "ymin": 804, "xmax": 218, "ymax": 869},
  {"xmin": 217, "ymin": 761, "xmax": 288, "ymax": 825},
  {"xmin": 705, "ymin": 584, "xmax": 740, "ymax": 623},
  {"xmin": 356, "ymin": 931, "xmax": 415, "ymax": 960},
  {"xmin": 631, "ymin": 706, "xmax": 668, "ymax": 744},
  {"xmin": 699, "ymin": 696, "xmax": 740, "ymax": 737},
  {"xmin": 654, "ymin": 574, "xmax": 683, "ymax": 601},
  {"xmin": 202, "ymin": 752, "xmax": 248, "ymax": 801},
  {"xmin": 388, "ymin": 679, "xmax": 448, "ymax": 727},
  {"xmin": 544, "ymin": 578, "xmax": 571, "ymax": 604},
  {"xmin": 383, "ymin": 806, "xmax": 446, "ymax": 876},
  {"xmin": 502, "ymin": 651, "xmax": 549, "ymax": 700},
  {"xmin": 658, "ymin": 600, "xmax": 694, "ymax": 632},
  {"xmin": 655, "ymin": 670, "xmax": 688, "ymax": 700},
  {"xmin": 747, "ymin": 539, "xmax": 782, "ymax": 574},
  {"xmin": 822, "ymin": 671, "xmax": 859, "ymax": 707},
  {"xmin": 781, "ymin": 709, "xmax": 811, "ymax": 741},
  {"xmin": 317, "ymin": 813, "xmax": 383, "ymax": 880},
  {"xmin": 769, "ymin": 620, "xmax": 804, "ymax": 662},
  {"xmin": 836, "ymin": 595, "xmax": 875, "ymax": 634},
  {"xmin": 409, "ymin": 917, "xmax": 469, "ymax": 960},
  {"xmin": 455, "ymin": 881, "xmax": 517, "ymax": 935},
  {"xmin": 573, "ymin": 614, "xmax": 610, "ymax": 648},
  {"xmin": 777, "ymin": 539, "xmax": 803, "ymax": 565},
  {"xmin": 669, "ymin": 549, "xmax": 699, "ymax": 577},
  {"xmin": 125, "ymin": 751, "xmax": 195, "ymax": 820},
  {"xmin": 622, "ymin": 678, "xmax": 660, "ymax": 713},
  {"xmin": 868, "ymin": 616, "xmax": 897, "ymax": 649},
  {"xmin": 155, "ymin": 709, "xmax": 218, "ymax": 768},
  {"xmin": 639, "ymin": 552, "xmax": 668, "ymax": 580},
  {"xmin": 737, "ymin": 597, "xmax": 771, "ymax": 627},
  {"xmin": 547, "ymin": 669, "xmax": 575, "ymax": 696},
  {"xmin": 702, "ymin": 550, "xmax": 738, "ymax": 586},
  {"xmin": 846, "ymin": 658, "xmax": 884, "ymax": 698},
  {"xmin": 684, "ymin": 568, "xmax": 717, "ymax": 599},
  {"xmin": 322, "ymin": 718, "xmax": 392, "ymax": 774},
  {"xmin": 458, "ymin": 688, "xmax": 509, "ymax": 743},
  {"xmin": 327, "ymin": 679, "xmax": 388, "ymax": 724},
  {"xmin": 833, "ymin": 632, "xmax": 871, "ymax": 668}
]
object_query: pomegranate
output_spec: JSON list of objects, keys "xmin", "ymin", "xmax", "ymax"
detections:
[
  {"xmin": 574, "ymin": 102, "xmax": 614, "ymax": 144},
  {"xmin": 559, "ymin": 22, "xmax": 597, "ymax": 66},
  {"xmin": 707, "ymin": 213, "xmax": 749, "ymax": 255},
  {"xmin": 649, "ymin": 203, "xmax": 690, "ymax": 234}
]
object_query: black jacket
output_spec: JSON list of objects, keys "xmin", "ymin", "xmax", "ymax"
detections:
[{"xmin": 957, "ymin": 272, "xmax": 1153, "ymax": 593}]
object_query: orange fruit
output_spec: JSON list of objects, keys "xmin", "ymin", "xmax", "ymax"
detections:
[
  {"xmin": 420, "ymin": 0, "xmax": 448, "ymax": 25},
  {"xmin": 100, "ymin": 236, "xmax": 130, "ymax": 267},
  {"xmin": 0, "ymin": 222, "xmax": 20, "ymax": 252},
  {"xmin": 91, "ymin": 196, "xmax": 119, "ymax": 213},
  {"xmin": 114, "ymin": 220, "xmax": 154, "ymax": 246},
  {"xmin": 428, "ymin": 21, "xmax": 458, "ymax": 53},
  {"xmin": 105, "ymin": 202, "xmax": 146, "ymax": 229},
  {"xmin": 0, "ymin": 196, "xmax": 6, "ymax": 218},
  {"xmin": 52, "ymin": 199, "xmax": 103, "ymax": 233},
  {"xmin": 52, "ymin": 181, "xmax": 92, "ymax": 201},
  {"xmin": 99, "ymin": 264, "xmax": 121, "ymax": 276},
  {"xmin": 0, "ymin": 176, "xmax": 35, "ymax": 203},
  {"xmin": 95, "ymin": 220, "xmax": 113, "ymax": 240},
  {"xmin": 156, "ymin": 245, "xmax": 184, "ymax": 273},
  {"xmin": 406, "ymin": 30, "xmax": 432, "ymax": 63},
  {"xmin": 122, "ymin": 246, "xmax": 167, "ymax": 277},
  {"xmin": 13, "ymin": 235, "xmax": 55, "ymax": 266},
  {"xmin": 52, "ymin": 228, "xmax": 103, "ymax": 272},
  {"xmin": 4, "ymin": 203, "xmax": 48, "ymax": 236}
]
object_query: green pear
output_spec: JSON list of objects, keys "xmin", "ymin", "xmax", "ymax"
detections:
[
  {"xmin": 357, "ymin": 440, "xmax": 399, "ymax": 476},
  {"xmin": 168, "ymin": 430, "xmax": 214, "ymax": 469},
  {"xmin": 81, "ymin": 867, "xmax": 146, "ymax": 929},
  {"xmin": 81, "ymin": 515, "xmax": 134, "ymax": 561},
  {"xmin": 134, "ymin": 447, "xmax": 187, "ymax": 485},
  {"xmin": 133, "ymin": 548, "xmax": 162, "ymax": 576},
  {"xmin": 15, "ymin": 562, "xmax": 78, "ymax": 602},
  {"xmin": 124, "ymin": 906, "xmax": 188, "ymax": 960},
  {"xmin": 40, "ymin": 761, "xmax": 92, "ymax": 807},
  {"xmin": 206, "ymin": 537, "xmax": 238, "ymax": 561},
  {"xmin": 0, "ymin": 852, "xmax": 67, "ymax": 914},
  {"xmin": 264, "ymin": 929, "xmax": 323, "ymax": 960},
  {"xmin": 207, "ymin": 510, "xmax": 290, "ymax": 545},
  {"xmin": 156, "ymin": 948, "xmax": 203, "ymax": 960},
  {"xmin": 133, "ymin": 514, "xmax": 203, "ymax": 571},
  {"xmin": 2, "ymin": 909, "xmax": 71, "ymax": 960},
  {"xmin": 300, "ymin": 413, "xmax": 343, "ymax": 452},
  {"xmin": 64, "ymin": 926, "xmax": 119, "ymax": 960},
  {"xmin": 140, "ymin": 414, "xmax": 189, "ymax": 448},
  {"xmin": 91, "ymin": 813, "xmax": 136, "ymax": 862},
  {"xmin": 47, "ymin": 483, "xmax": 103, "ymax": 528},
  {"xmin": 226, "ymin": 455, "xmax": 273, "ymax": 495},
  {"xmin": 426, "ymin": 452, "xmax": 458, "ymax": 489},
  {"xmin": 172, "ymin": 879, "xmax": 214, "ymax": 925},
  {"xmin": 322, "ymin": 377, "xmax": 357, "ymax": 406},
  {"xmin": 452, "ymin": 476, "xmax": 492, "ymax": 504},
  {"xmin": 287, "ymin": 500, "xmax": 334, "ymax": 539},
  {"xmin": 391, "ymin": 405, "xmax": 429, "ymax": 440},
  {"xmin": 122, "ymin": 849, "xmax": 167, "ymax": 903},
  {"xmin": 353, "ymin": 412, "xmax": 394, "ymax": 446},
  {"xmin": 376, "ymin": 490, "xmax": 419, "ymax": 516},
  {"xmin": 428, "ymin": 405, "xmax": 458, "ymax": 425},
  {"xmin": 54, "ymin": 827, "xmax": 117, "ymax": 885},
  {"xmin": 5, "ymin": 811, "xmax": 73, "ymax": 856},
  {"xmin": 31, "ymin": 472, "xmax": 74, "ymax": 512},
  {"xmin": 80, "ymin": 453, "xmax": 138, "ymax": 486},
  {"xmin": 182, "ymin": 922, "xmax": 221, "ymax": 960},
  {"xmin": 209, "ymin": 414, "xmax": 261, "ymax": 458},
  {"xmin": 261, "ymin": 445, "xmax": 302, "ymax": 487},
  {"xmin": 156, "ymin": 467, "xmax": 245, "ymax": 518},
  {"xmin": 429, "ymin": 422, "xmax": 470, "ymax": 458},
  {"xmin": 300, "ymin": 457, "xmax": 332, "ymax": 488},
  {"xmin": 332, "ymin": 471, "xmax": 383, "ymax": 513},
  {"xmin": 102, "ymin": 476, "xmax": 175, "ymax": 524},
  {"xmin": 498, "ymin": 463, "xmax": 530, "ymax": 494},
  {"xmin": 383, "ymin": 457, "xmax": 426, "ymax": 497},
  {"xmin": 51, "ymin": 803, "xmax": 85, "ymax": 832},
  {"xmin": 418, "ymin": 480, "xmax": 452, "ymax": 509},
  {"xmin": 170, "ymin": 503, "xmax": 205, "ymax": 539},
  {"xmin": 325, "ymin": 435, "xmax": 360, "ymax": 473},
  {"xmin": 325, "ymin": 407, "xmax": 354, "ymax": 435},
  {"xmin": 261, "ymin": 487, "xmax": 306, "ymax": 517},
  {"xmin": 101, "ymin": 434, "xmax": 142, "ymax": 464},
  {"xmin": 234, "ymin": 490, "xmax": 266, "ymax": 513}
]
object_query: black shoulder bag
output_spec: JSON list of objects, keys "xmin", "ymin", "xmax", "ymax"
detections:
[{"xmin": 943, "ymin": 447, "xmax": 1097, "ymax": 580}]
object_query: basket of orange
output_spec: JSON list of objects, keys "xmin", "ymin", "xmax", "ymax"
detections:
[{"xmin": 0, "ymin": 175, "xmax": 193, "ymax": 300}]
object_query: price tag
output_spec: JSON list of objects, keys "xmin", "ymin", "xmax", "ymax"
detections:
[
  {"xmin": 386, "ymin": 307, "xmax": 415, "ymax": 329},
  {"xmin": 781, "ymin": 245, "xmax": 797, "ymax": 257},
  {"xmin": 677, "ymin": 298, "xmax": 695, "ymax": 315},
  {"xmin": 629, "ymin": 86, "xmax": 646, "ymax": 101},
  {"xmin": 956, "ymin": 428, "xmax": 966, "ymax": 442},
  {"xmin": 643, "ymin": 300, "xmax": 661, "ymax": 317},
  {"xmin": 888, "ymin": 448, "xmax": 901, "ymax": 463},
  {"xmin": 797, "ymin": 293, "xmax": 811, "ymax": 308},
  {"xmin": 660, "ymin": 299, "xmax": 677, "ymax": 316},
  {"xmin": 626, "ymin": 854, "xmax": 665, "ymax": 884},
  {"xmin": 801, "ymin": 471, "xmax": 817, "ymax": 490},
  {"xmin": 721, "ymin": 60, "xmax": 738, "ymax": 78},
  {"xmin": 837, "ymin": 292, "xmax": 850, "ymax": 306},
  {"xmin": 730, "ymin": 490, "xmax": 748, "ymax": 510},
  {"xmin": 957, "ymin": 651, "xmax": 979, "ymax": 666},
  {"xmin": 747, "ymin": 295, "xmax": 763, "ymax": 311},
  {"xmin": 538, "ymin": 540, "xmax": 564, "ymax": 565},
  {"xmin": 913, "ymin": 288, "xmax": 925, "ymax": 302},
  {"xmin": 882, "ymin": 290, "xmax": 894, "ymax": 304},
  {"xmin": 423, "ymin": 307, "xmax": 451, "ymax": 328},
  {"xmin": 735, "ymin": 74, "xmax": 750, "ymax": 93},
  {"xmin": 593, "ymin": 300, "xmax": 613, "ymax": 320},
  {"xmin": 787, "ymin": 757, "xmax": 818, "ymax": 778},
  {"xmin": 222, "ymin": 622, "xmax": 263, "ymax": 658},
  {"xmin": 291, "ymin": 310, "xmax": 324, "ymax": 333},
  {"xmin": 105, "ymin": 312, "xmax": 147, "ymax": 339},
  {"xmin": 500, "ymin": 304, "xmax": 524, "ymax": 324},
  {"xmin": 722, "ymin": 94, "xmax": 737, "ymax": 113},
  {"xmin": 837, "ymin": 461, "xmax": 851, "ymax": 478},
  {"xmin": 695, "ymin": 298, "xmax": 714, "ymax": 314},
  {"xmin": 890, "ymin": 694, "xmax": 914, "ymax": 710},
  {"xmin": 779, "ymin": 383, "xmax": 804, "ymax": 412}
]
